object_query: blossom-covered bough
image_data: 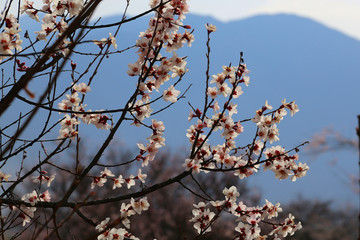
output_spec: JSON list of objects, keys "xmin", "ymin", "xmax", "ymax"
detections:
[{"xmin": 0, "ymin": 0, "xmax": 309, "ymax": 239}]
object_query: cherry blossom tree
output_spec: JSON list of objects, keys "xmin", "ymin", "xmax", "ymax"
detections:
[{"xmin": 0, "ymin": 0, "xmax": 309, "ymax": 239}]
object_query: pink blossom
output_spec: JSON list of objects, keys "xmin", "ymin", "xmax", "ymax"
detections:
[{"xmin": 163, "ymin": 85, "xmax": 180, "ymax": 103}]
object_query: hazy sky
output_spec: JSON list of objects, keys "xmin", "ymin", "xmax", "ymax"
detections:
[{"xmin": 1, "ymin": 0, "xmax": 359, "ymax": 40}]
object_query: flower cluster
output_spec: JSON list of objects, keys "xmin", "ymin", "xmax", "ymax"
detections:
[
  {"xmin": 95, "ymin": 197, "xmax": 149, "ymax": 240},
  {"xmin": 207, "ymin": 64, "xmax": 248, "ymax": 99},
  {"xmin": 58, "ymin": 82, "xmax": 111, "ymax": 139},
  {"xmin": 16, "ymin": 0, "xmax": 85, "ymax": 57},
  {"xmin": 21, "ymin": 0, "xmax": 84, "ymax": 22},
  {"xmin": 91, "ymin": 168, "xmax": 147, "ymax": 190},
  {"xmin": 15, "ymin": 190, "xmax": 51, "ymax": 226},
  {"xmin": 21, "ymin": 189, "xmax": 51, "ymax": 206},
  {"xmin": 93, "ymin": 33, "xmax": 117, "ymax": 50},
  {"xmin": 128, "ymin": 100, "xmax": 153, "ymax": 127},
  {"xmin": 136, "ymin": 119, "xmax": 166, "ymax": 167},
  {"xmin": 269, "ymin": 214, "xmax": 303, "ymax": 238},
  {"xmin": 32, "ymin": 170, "xmax": 56, "ymax": 187},
  {"xmin": 244, "ymin": 99, "xmax": 308, "ymax": 181},
  {"xmin": 3, "ymin": 170, "xmax": 52, "ymax": 226},
  {"xmin": 54, "ymin": 0, "xmax": 84, "ymax": 17},
  {"xmin": 205, "ymin": 23, "xmax": 217, "ymax": 33},
  {"xmin": 0, "ymin": 14, "xmax": 22, "ymax": 62},
  {"xmin": 184, "ymin": 61, "xmax": 307, "ymax": 184},
  {"xmin": 190, "ymin": 202, "xmax": 216, "ymax": 234},
  {"xmin": 252, "ymin": 99, "xmax": 298, "ymax": 144},
  {"xmin": 190, "ymin": 186, "xmax": 302, "ymax": 239},
  {"xmin": 33, "ymin": 12, "xmax": 68, "ymax": 43},
  {"xmin": 18, "ymin": 206, "xmax": 36, "ymax": 226},
  {"xmin": 127, "ymin": 0, "xmax": 192, "ymax": 106},
  {"xmin": 184, "ymin": 63, "xmax": 250, "ymax": 174},
  {"xmin": 263, "ymin": 145, "xmax": 309, "ymax": 181}
]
